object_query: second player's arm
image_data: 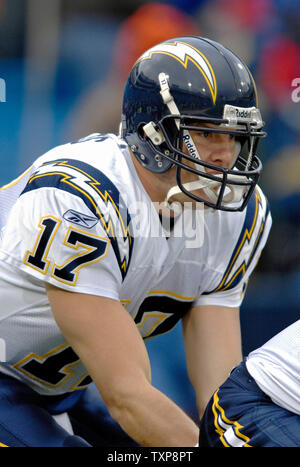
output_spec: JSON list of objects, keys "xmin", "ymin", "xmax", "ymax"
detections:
[{"xmin": 46, "ymin": 284, "xmax": 199, "ymax": 447}]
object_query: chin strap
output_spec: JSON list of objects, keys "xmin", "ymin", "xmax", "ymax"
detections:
[
  {"xmin": 165, "ymin": 172, "xmax": 247, "ymax": 206},
  {"xmin": 157, "ymin": 73, "xmax": 249, "ymax": 209}
]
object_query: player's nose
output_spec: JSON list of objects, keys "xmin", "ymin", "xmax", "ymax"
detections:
[{"xmin": 208, "ymin": 135, "xmax": 235, "ymax": 169}]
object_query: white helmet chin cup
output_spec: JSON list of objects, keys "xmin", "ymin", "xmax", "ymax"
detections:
[
  {"xmin": 165, "ymin": 172, "xmax": 248, "ymax": 208},
  {"xmin": 202, "ymin": 174, "xmax": 248, "ymax": 204},
  {"xmin": 165, "ymin": 179, "xmax": 209, "ymax": 206}
]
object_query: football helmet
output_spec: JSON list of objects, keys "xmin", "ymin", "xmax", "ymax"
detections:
[{"xmin": 120, "ymin": 36, "xmax": 266, "ymax": 211}]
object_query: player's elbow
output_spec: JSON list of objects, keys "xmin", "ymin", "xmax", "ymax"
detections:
[
  {"xmin": 106, "ymin": 398, "xmax": 133, "ymax": 428},
  {"xmin": 103, "ymin": 379, "xmax": 149, "ymax": 428}
]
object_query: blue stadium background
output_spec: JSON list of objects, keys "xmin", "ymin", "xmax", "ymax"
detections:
[{"xmin": 0, "ymin": 0, "xmax": 299, "ymax": 422}]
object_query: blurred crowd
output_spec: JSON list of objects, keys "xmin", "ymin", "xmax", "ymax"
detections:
[{"xmin": 0, "ymin": 0, "xmax": 299, "ymax": 422}]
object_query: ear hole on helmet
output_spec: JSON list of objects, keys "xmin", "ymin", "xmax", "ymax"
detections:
[
  {"xmin": 137, "ymin": 123, "xmax": 147, "ymax": 140},
  {"xmin": 162, "ymin": 118, "xmax": 180, "ymax": 148}
]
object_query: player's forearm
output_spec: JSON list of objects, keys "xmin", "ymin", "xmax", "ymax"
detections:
[
  {"xmin": 106, "ymin": 383, "xmax": 199, "ymax": 447},
  {"xmin": 183, "ymin": 305, "xmax": 242, "ymax": 419}
]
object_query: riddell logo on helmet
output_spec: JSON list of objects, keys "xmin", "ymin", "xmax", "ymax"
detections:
[
  {"xmin": 236, "ymin": 109, "xmax": 251, "ymax": 119},
  {"xmin": 183, "ymin": 133, "xmax": 199, "ymax": 158}
]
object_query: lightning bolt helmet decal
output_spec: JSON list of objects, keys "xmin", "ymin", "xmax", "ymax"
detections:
[{"xmin": 136, "ymin": 40, "xmax": 217, "ymax": 104}]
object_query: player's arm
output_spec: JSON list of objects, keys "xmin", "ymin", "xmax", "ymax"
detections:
[
  {"xmin": 182, "ymin": 304, "xmax": 242, "ymax": 419},
  {"xmin": 46, "ymin": 283, "xmax": 199, "ymax": 447}
]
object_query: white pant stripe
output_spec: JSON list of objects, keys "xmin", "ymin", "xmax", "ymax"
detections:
[{"xmin": 217, "ymin": 414, "xmax": 246, "ymax": 447}]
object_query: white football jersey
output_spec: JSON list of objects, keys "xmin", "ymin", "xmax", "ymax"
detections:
[
  {"xmin": 0, "ymin": 133, "xmax": 271, "ymax": 395},
  {"xmin": 246, "ymin": 320, "xmax": 300, "ymax": 415}
]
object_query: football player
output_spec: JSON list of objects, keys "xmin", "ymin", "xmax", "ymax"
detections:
[
  {"xmin": 0, "ymin": 36, "xmax": 271, "ymax": 446},
  {"xmin": 199, "ymin": 319, "xmax": 300, "ymax": 447}
]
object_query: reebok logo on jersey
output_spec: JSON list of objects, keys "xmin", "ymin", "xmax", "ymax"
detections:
[{"xmin": 63, "ymin": 209, "xmax": 98, "ymax": 229}]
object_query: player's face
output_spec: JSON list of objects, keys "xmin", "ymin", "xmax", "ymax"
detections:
[
  {"xmin": 167, "ymin": 123, "xmax": 238, "ymax": 208},
  {"xmin": 187, "ymin": 123, "xmax": 237, "ymax": 169}
]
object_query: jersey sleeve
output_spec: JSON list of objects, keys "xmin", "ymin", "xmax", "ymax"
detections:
[
  {"xmin": 195, "ymin": 187, "xmax": 272, "ymax": 308},
  {"xmin": 0, "ymin": 157, "xmax": 134, "ymax": 301}
]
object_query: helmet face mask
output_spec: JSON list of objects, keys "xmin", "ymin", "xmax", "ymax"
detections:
[
  {"xmin": 141, "ymin": 114, "xmax": 262, "ymax": 211},
  {"xmin": 121, "ymin": 36, "xmax": 266, "ymax": 211}
]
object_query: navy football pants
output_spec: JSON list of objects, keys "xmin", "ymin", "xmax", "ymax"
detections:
[
  {"xmin": 199, "ymin": 361, "xmax": 300, "ymax": 447},
  {"xmin": 0, "ymin": 373, "xmax": 138, "ymax": 447}
]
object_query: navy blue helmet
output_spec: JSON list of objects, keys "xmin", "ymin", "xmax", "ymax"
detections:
[{"xmin": 121, "ymin": 36, "xmax": 266, "ymax": 211}]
